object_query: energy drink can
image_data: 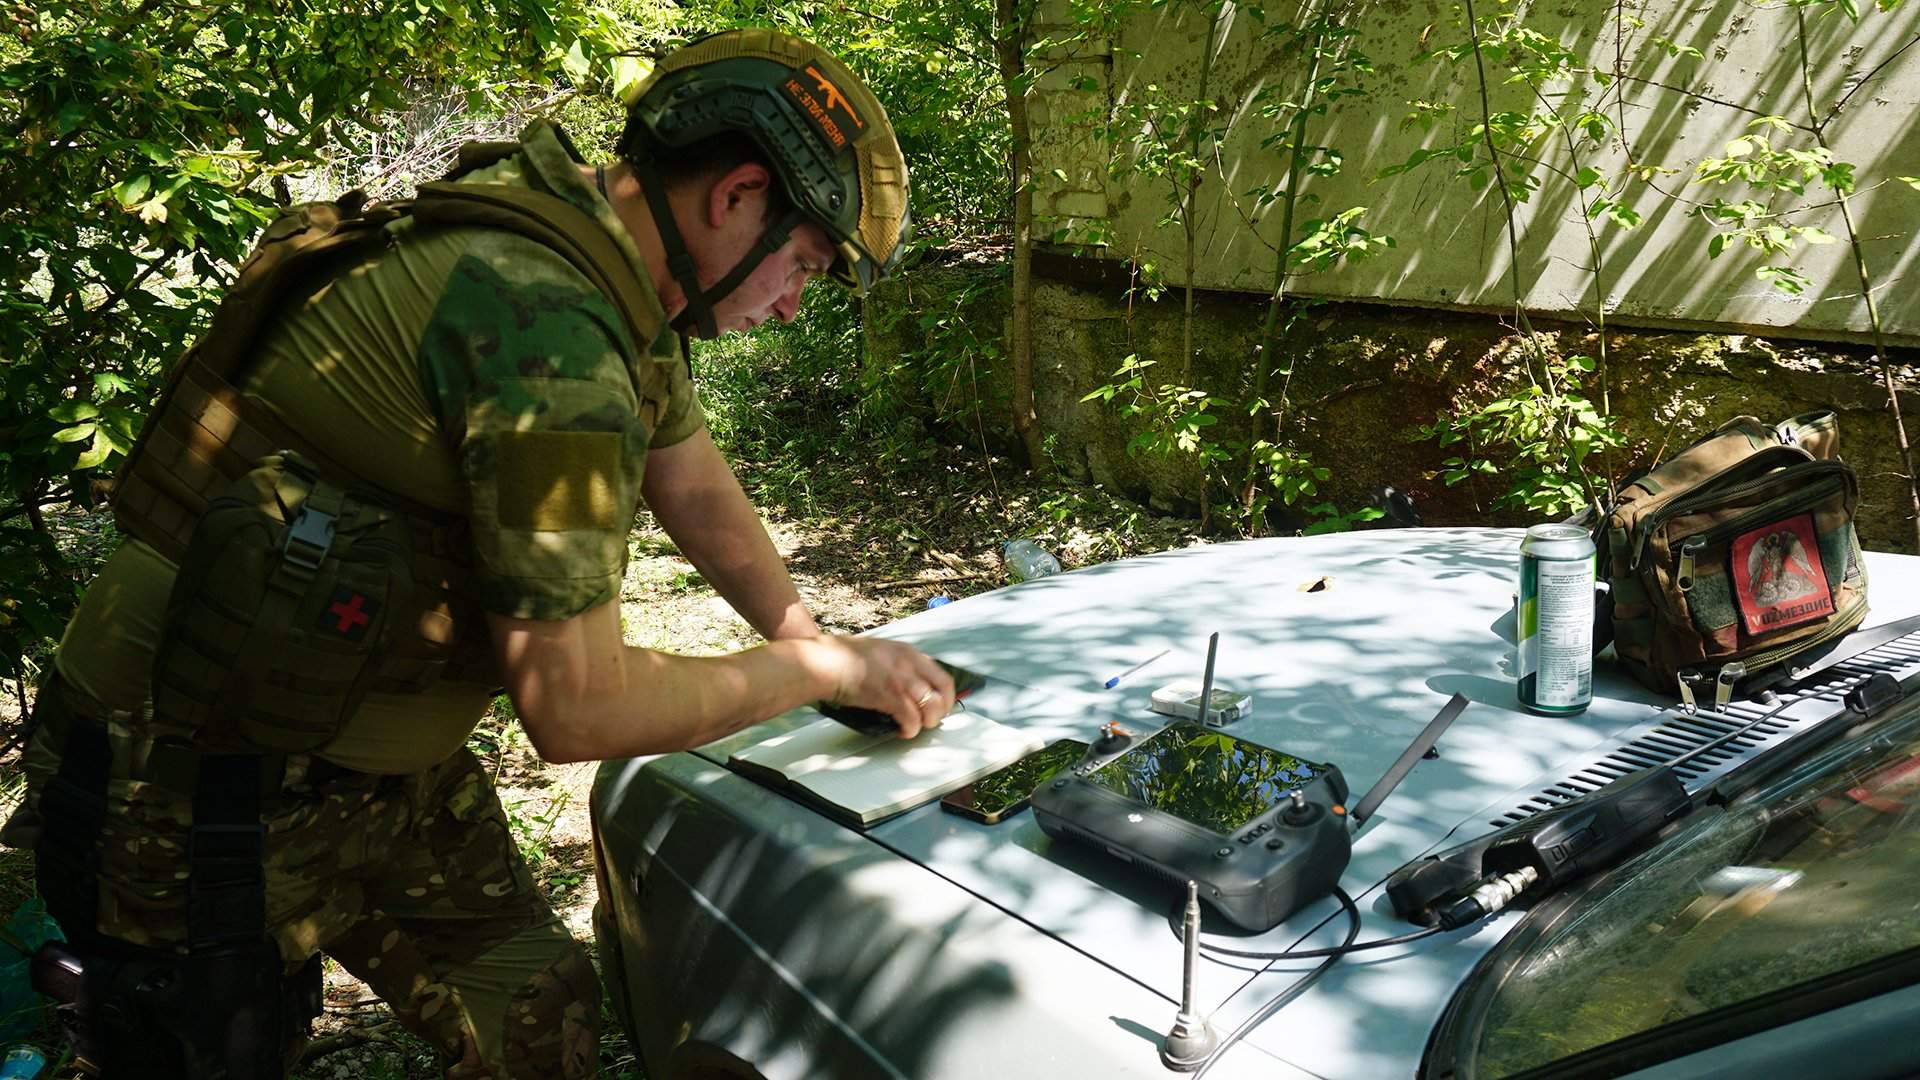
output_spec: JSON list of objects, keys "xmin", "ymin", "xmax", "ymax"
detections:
[{"xmin": 1518, "ymin": 524, "xmax": 1595, "ymax": 715}]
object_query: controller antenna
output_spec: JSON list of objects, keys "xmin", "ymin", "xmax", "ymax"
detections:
[
  {"xmin": 1195, "ymin": 632, "xmax": 1220, "ymax": 727},
  {"xmin": 1160, "ymin": 879, "xmax": 1218, "ymax": 1070}
]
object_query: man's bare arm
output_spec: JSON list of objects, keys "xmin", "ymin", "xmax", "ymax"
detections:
[
  {"xmin": 487, "ymin": 599, "xmax": 953, "ymax": 763},
  {"xmin": 642, "ymin": 427, "xmax": 819, "ymax": 640}
]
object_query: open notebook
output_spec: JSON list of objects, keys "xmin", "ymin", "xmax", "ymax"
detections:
[{"xmin": 728, "ymin": 708, "xmax": 1044, "ymax": 828}]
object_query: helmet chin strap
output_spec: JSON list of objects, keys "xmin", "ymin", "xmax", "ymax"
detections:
[{"xmin": 624, "ymin": 147, "xmax": 809, "ymax": 339}]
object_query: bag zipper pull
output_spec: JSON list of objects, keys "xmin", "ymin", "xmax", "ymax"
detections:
[
  {"xmin": 1676, "ymin": 536, "xmax": 1705, "ymax": 592},
  {"xmin": 1714, "ymin": 662, "xmax": 1745, "ymax": 708},
  {"xmin": 1677, "ymin": 668, "xmax": 1706, "ymax": 713}
]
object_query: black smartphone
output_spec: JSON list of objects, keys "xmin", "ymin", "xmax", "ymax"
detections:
[
  {"xmin": 940, "ymin": 738, "xmax": 1090, "ymax": 825},
  {"xmin": 818, "ymin": 660, "xmax": 986, "ymax": 737}
]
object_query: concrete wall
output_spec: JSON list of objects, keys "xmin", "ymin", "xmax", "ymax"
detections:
[
  {"xmin": 1024, "ymin": 0, "xmax": 1920, "ymax": 345},
  {"xmin": 868, "ymin": 266, "xmax": 1920, "ymax": 551}
]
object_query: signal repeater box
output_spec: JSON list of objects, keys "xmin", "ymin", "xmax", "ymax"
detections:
[{"xmin": 1149, "ymin": 681, "xmax": 1251, "ymax": 725}]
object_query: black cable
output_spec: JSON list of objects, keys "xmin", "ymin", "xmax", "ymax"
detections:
[
  {"xmin": 1210, "ymin": 921, "xmax": 1444, "ymax": 960},
  {"xmin": 1165, "ymin": 893, "xmax": 1448, "ymax": 959},
  {"xmin": 1190, "ymin": 885, "xmax": 1364, "ymax": 1079}
]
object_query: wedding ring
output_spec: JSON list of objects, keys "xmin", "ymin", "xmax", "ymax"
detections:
[{"xmin": 915, "ymin": 689, "xmax": 937, "ymax": 707}]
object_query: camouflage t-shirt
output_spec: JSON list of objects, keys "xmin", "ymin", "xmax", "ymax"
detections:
[
  {"xmin": 54, "ymin": 122, "xmax": 698, "ymax": 773},
  {"xmin": 250, "ymin": 120, "xmax": 702, "ymax": 620}
]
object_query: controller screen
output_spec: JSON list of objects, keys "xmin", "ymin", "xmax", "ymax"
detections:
[{"xmin": 1084, "ymin": 723, "xmax": 1325, "ymax": 835}]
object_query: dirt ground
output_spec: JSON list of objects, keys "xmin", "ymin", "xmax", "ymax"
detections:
[{"xmin": 0, "ymin": 444, "xmax": 1201, "ymax": 1079}]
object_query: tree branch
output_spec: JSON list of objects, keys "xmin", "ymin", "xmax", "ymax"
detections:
[
  {"xmin": 1829, "ymin": 31, "xmax": 1920, "ymax": 118},
  {"xmin": 1609, "ymin": 73, "xmax": 1816, "ymax": 131}
]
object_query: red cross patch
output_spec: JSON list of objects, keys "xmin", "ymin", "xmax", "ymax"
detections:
[{"xmin": 321, "ymin": 587, "xmax": 379, "ymax": 642}]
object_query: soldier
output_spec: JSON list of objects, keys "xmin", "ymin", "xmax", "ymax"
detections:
[{"xmin": 3, "ymin": 27, "xmax": 948, "ymax": 1080}]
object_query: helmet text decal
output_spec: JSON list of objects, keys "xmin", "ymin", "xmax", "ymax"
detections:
[{"xmin": 783, "ymin": 63, "xmax": 865, "ymax": 151}]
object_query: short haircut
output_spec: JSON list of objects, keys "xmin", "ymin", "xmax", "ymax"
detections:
[{"xmin": 620, "ymin": 130, "xmax": 793, "ymax": 225}]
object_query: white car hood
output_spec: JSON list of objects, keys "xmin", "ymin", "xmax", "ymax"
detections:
[{"xmin": 697, "ymin": 530, "xmax": 1920, "ymax": 1078}]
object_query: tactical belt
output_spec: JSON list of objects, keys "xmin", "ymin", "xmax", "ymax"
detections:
[
  {"xmin": 35, "ymin": 680, "xmax": 111, "ymax": 945},
  {"xmin": 34, "ymin": 676, "xmax": 359, "ymax": 950},
  {"xmin": 38, "ymin": 713, "xmax": 256, "ymax": 953},
  {"xmin": 33, "ymin": 681, "xmax": 324, "ymax": 1079}
]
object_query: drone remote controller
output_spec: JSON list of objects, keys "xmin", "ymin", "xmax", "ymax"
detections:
[{"xmin": 1033, "ymin": 723, "xmax": 1352, "ymax": 932}]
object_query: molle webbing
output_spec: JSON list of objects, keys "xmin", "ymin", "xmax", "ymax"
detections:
[
  {"xmin": 114, "ymin": 365, "xmax": 495, "ymax": 688},
  {"xmin": 151, "ymin": 455, "xmax": 432, "ymax": 753},
  {"xmin": 111, "ymin": 195, "xmax": 399, "ymax": 565},
  {"xmin": 113, "ymin": 172, "xmax": 669, "ymax": 693}
]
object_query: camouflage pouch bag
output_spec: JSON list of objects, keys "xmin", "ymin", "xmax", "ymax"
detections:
[
  {"xmin": 1595, "ymin": 410, "xmax": 1868, "ymax": 708},
  {"xmin": 151, "ymin": 452, "xmax": 416, "ymax": 753}
]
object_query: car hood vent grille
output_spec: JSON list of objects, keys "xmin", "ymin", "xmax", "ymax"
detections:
[{"xmin": 1489, "ymin": 631, "xmax": 1920, "ymax": 828}]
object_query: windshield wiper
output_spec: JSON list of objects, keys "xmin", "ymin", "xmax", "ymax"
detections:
[
  {"xmin": 1754, "ymin": 612, "xmax": 1920, "ymax": 696},
  {"xmin": 1699, "ymin": 668, "xmax": 1920, "ymax": 805}
]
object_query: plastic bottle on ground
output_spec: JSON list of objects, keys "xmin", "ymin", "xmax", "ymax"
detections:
[
  {"xmin": 1002, "ymin": 539, "xmax": 1061, "ymax": 583},
  {"xmin": 0, "ymin": 1046, "xmax": 47, "ymax": 1080},
  {"xmin": 0, "ymin": 898, "xmax": 63, "ymax": 1045}
]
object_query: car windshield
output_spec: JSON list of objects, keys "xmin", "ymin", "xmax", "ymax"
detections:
[{"xmin": 1445, "ymin": 690, "xmax": 1920, "ymax": 1079}]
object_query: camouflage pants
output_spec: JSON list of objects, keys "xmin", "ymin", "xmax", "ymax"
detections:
[{"xmin": 8, "ymin": 711, "xmax": 600, "ymax": 1079}]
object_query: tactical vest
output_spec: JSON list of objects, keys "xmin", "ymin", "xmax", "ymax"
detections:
[{"xmin": 114, "ymin": 139, "xmax": 669, "ymax": 715}]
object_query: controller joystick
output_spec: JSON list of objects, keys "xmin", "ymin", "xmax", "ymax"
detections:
[
  {"xmin": 1093, "ymin": 721, "xmax": 1134, "ymax": 756},
  {"xmin": 1281, "ymin": 789, "xmax": 1319, "ymax": 826}
]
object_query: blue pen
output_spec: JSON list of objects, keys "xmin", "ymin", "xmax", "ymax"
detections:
[{"xmin": 1103, "ymin": 648, "xmax": 1170, "ymax": 689}]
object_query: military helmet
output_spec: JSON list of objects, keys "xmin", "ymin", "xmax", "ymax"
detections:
[{"xmin": 621, "ymin": 28, "xmax": 911, "ymax": 298}]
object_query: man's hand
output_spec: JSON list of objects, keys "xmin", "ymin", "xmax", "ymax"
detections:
[
  {"xmin": 489, "ymin": 601, "xmax": 956, "ymax": 761},
  {"xmin": 811, "ymin": 636, "xmax": 957, "ymax": 738}
]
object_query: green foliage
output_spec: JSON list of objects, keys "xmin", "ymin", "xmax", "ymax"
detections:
[
  {"xmin": 1078, "ymin": 353, "xmax": 1225, "ymax": 463},
  {"xmin": 1245, "ymin": 443, "xmax": 1328, "ymax": 509},
  {"xmin": 0, "ymin": 0, "xmax": 631, "ymax": 697},
  {"xmin": 1052, "ymin": 0, "xmax": 1397, "ymax": 534},
  {"xmin": 1420, "ymin": 352, "xmax": 1625, "ymax": 517},
  {"xmin": 1032, "ymin": 478, "xmax": 1154, "ymax": 561},
  {"xmin": 1691, "ymin": 120, "xmax": 1851, "ymax": 295},
  {"xmin": 1101, "ymin": 81, "xmax": 1225, "ymax": 229},
  {"xmin": 1077, "ymin": 346, "xmax": 1367, "ymax": 534},
  {"xmin": 1288, "ymin": 207, "xmax": 1395, "ymax": 271},
  {"xmin": 1, "ymin": 0, "xmax": 580, "ymax": 482},
  {"xmin": 1079, "ymin": 352, "xmax": 1230, "ymax": 515},
  {"xmin": 0, "ymin": 524, "xmax": 75, "ymax": 698},
  {"xmin": 468, "ymin": 696, "xmax": 528, "ymax": 763},
  {"xmin": 1300, "ymin": 503, "xmax": 1386, "ymax": 535},
  {"xmin": 503, "ymin": 788, "xmax": 584, "ymax": 900},
  {"xmin": 1377, "ymin": 0, "xmax": 1913, "ymax": 541},
  {"xmin": 867, "ymin": 269, "xmax": 1012, "ymax": 444},
  {"xmin": 1382, "ymin": 12, "xmax": 1592, "ymax": 203},
  {"xmin": 1378, "ymin": 0, "xmax": 1647, "ymax": 512},
  {"xmin": 1072, "ymin": 0, "xmax": 1392, "ymax": 537},
  {"xmin": 692, "ymin": 284, "xmax": 885, "ymax": 514}
]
